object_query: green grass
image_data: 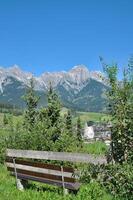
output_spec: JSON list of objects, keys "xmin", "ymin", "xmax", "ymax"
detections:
[
  {"xmin": 60, "ymin": 108, "xmax": 110, "ymax": 125},
  {"xmin": 0, "ymin": 113, "xmax": 23, "ymax": 136},
  {"xmin": 82, "ymin": 141, "xmax": 107, "ymax": 155},
  {"xmin": 0, "ymin": 164, "xmax": 113, "ymax": 200},
  {"xmin": 75, "ymin": 111, "xmax": 109, "ymax": 123}
]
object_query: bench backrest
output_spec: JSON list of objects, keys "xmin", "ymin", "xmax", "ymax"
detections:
[
  {"xmin": 6, "ymin": 157, "xmax": 77, "ymax": 189},
  {"xmin": 6, "ymin": 149, "xmax": 106, "ymax": 190}
]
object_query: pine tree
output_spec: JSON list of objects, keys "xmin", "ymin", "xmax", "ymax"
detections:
[
  {"xmin": 77, "ymin": 116, "xmax": 82, "ymax": 142},
  {"xmin": 47, "ymin": 83, "xmax": 61, "ymax": 126},
  {"xmin": 3, "ymin": 114, "xmax": 8, "ymax": 125},
  {"xmin": 65, "ymin": 110, "xmax": 72, "ymax": 133},
  {"xmin": 23, "ymin": 78, "xmax": 39, "ymax": 131},
  {"xmin": 47, "ymin": 83, "xmax": 62, "ymax": 142}
]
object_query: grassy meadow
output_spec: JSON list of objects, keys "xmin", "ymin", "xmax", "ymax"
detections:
[{"xmin": 61, "ymin": 107, "xmax": 109, "ymax": 125}]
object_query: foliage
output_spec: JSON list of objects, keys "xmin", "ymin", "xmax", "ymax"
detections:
[
  {"xmin": 3, "ymin": 114, "xmax": 8, "ymax": 125},
  {"xmin": 46, "ymin": 84, "xmax": 62, "ymax": 142},
  {"xmin": 0, "ymin": 102, "xmax": 22, "ymax": 116},
  {"xmin": 80, "ymin": 163, "xmax": 102, "ymax": 183},
  {"xmin": 76, "ymin": 182, "xmax": 112, "ymax": 200},
  {"xmin": 2, "ymin": 84, "xmax": 82, "ymax": 154},
  {"xmin": 102, "ymin": 163, "xmax": 133, "ymax": 200},
  {"xmin": 75, "ymin": 111, "xmax": 108, "ymax": 124},
  {"xmin": 65, "ymin": 110, "xmax": 73, "ymax": 133},
  {"xmin": 23, "ymin": 78, "xmax": 40, "ymax": 131},
  {"xmin": 80, "ymin": 162, "xmax": 133, "ymax": 200},
  {"xmin": 76, "ymin": 116, "xmax": 82, "ymax": 142},
  {"xmin": 0, "ymin": 136, "xmax": 7, "ymax": 163},
  {"xmin": 81, "ymin": 141, "xmax": 107, "ymax": 155},
  {"xmin": 47, "ymin": 83, "xmax": 61, "ymax": 126},
  {"xmin": 104, "ymin": 62, "xmax": 133, "ymax": 163}
]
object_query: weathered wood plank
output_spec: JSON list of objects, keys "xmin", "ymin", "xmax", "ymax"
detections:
[
  {"xmin": 6, "ymin": 157, "xmax": 74, "ymax": 173},
  {"xmin": 6, "ymin": 149, "xmax": 107, "ymax": 164},
  {"xmin": 6, "ymin": 163, "xmax": 73, "ymax": 177},
  {"xmin": 13, "ymin": 173, "xmax": 80, "ymax": 190},
  {"xmin": 8, "ymin": 167, "xmax": 75, "ymax": 183}
]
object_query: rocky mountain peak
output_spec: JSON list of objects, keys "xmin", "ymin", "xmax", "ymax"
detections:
[
  {"xmin": 9, "ymin": 64, "xmax": 20, "ymax": 71},
  {"xmin": 69, "ymin": 65, "xmax": 89, "ymax": 73},
  {"xmin": 67, "ymin": 65, "xmax": 90, "ymax": 85}
]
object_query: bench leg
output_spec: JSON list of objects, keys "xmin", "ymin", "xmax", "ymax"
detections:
[
  {"xmin": 16, "ymin": 179, "xmax": 28, "ymax": 191},
  {"xmin": 64, "ymin": 188, "xmax": 69, "ymax": 195},
  {"xmin": 16, "ymin": 179, "xmax": 24, "ymax": 191}
]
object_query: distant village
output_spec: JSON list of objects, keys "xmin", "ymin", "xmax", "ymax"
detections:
[{"xmin": 83, "ymin": 121, "xmax": 111, "ymax": 146}]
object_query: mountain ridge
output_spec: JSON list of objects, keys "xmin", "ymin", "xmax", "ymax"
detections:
[{"xmin": 0, "ymin": 64, "xmax": 108, "ymax": 112}]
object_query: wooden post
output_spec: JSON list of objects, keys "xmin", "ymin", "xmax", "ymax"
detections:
[
  {"xmin": 13, "ymin": 158, "xmax": 24, "ymax": 191},
  {"xmin": 61, "ymin": 166, "xmax": 68, "ymax": 195}
]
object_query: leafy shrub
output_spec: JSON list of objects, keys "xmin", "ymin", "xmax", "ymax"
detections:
[
  {"xmin": 102, "ymin": 163, "xmax": 133, "ymax": 200},
  {"xmin": 80, "ymin": 163, "xmax": 133, "ymax": 200},
  {"xmin": 80, "ymin": 163, "xmax": 102, "ymax": 183},
  {"xmin": 0, "ymin": 136, "xmax": 7, "ymax": 163},
  {"xmin": 76, "ymin": 182, "xmax": 112, "ymax": 200}
]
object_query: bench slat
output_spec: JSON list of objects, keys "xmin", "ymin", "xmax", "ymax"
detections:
[
  {"xmin": 6, "ymin": 157, "xmax": 74, "ymax": 173},
  {"xmin": 8, "ymin": 167, "xmax": 76, "ymax": 183},
  {"xmin": 6, "ymin": 163, "xmax": 73, "ymax": 177},
  {"xmin": 6, "ymin": 149, "xmax": 107, "ymax": 164},
  {"xmin": 12, "ymin": 173, "xmax": 80, "ymax": 190}
]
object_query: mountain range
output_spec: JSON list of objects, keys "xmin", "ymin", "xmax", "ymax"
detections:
[{"xmin": 0, "ymin": 65, "xmax": 108, "ymax": 112}]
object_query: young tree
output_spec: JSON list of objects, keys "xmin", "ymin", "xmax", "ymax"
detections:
[
  {"xmin": 65, "ymin": 110, "xmax": 72, "ymax": 133},
  {"xmin": 104, "ymin": 62, "xmax": 133, "ymax": 163},
  {"xmin": 47, "ymin": 83, "xmax": 61, "ymax": 126},
  {"xmin": 3, "ymin": 114, "xmax": 8, "ymax": 125},
  {"xmin": 46, "ymin": 83, "xmax": 62, "ymax": 142},
  {"xmin": 77, "ymin": 116, "xmax": 82, "ymax": 142},
  {"xmin": 23, "ymin": 78, "xmax": 39, "ymax": 131}
]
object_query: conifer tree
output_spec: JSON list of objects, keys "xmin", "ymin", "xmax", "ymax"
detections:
[
  {"xmin": 65, "ymin": 110, "xmax": 72, "ymax": 133},
  {"xmin": 47, "ymin": 83, "xmax": 62, "ymax": 142},
  {"xmin": 23, "ymin": 78, "xmax": 39, "ymax": 131},
  {"xmin": 77, "ymin": 116, "xmax": 82, "ymax": 142},
  {"xmin": 47, "ymin": 83, "xmax": 61, "ymax": 126},
  {"xmin": 3, "ymin": 114, "xmax": 8, "ymax": 125}
]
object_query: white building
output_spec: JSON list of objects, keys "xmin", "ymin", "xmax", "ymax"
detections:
[{"xmin": 83, "ymin": 122, "xmax": 95, "ymax": 139}]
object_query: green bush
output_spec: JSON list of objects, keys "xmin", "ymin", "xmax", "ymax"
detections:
[
  {"xmin": 80, "ymin": 163, "xmax": 133, "ymax": 200},
  {"xmin": 80, "ymin": 163, "xmax": 102, "ymax": 183},
  {"xmin": 102, "ymin": 163, "xmax": 133, "ymax": 200},
  {"xmin": 76, "ymin": 182, "xmax": 108, "ymax": 200},
  {"xmin": 0, "ymin": 135, "xmax": 8, "ymax": 163}
]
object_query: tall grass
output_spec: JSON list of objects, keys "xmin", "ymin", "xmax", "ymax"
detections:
[{"xmin": 82, "ymin": 141, "xmax": 107, "ymax": 155}]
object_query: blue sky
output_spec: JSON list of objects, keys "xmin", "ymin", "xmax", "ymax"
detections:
[{"xmin": 0, "ymin": 0, "xmax": 133, "ymax": 76}]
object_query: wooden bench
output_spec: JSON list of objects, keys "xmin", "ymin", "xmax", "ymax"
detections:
[
  {"xmin": 5, "ymin": 151, "xmax": 80, "ymax": 193},
  {"xmin": 5, "ymin": 149, "xmax": 106, "ymax": 193}
]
